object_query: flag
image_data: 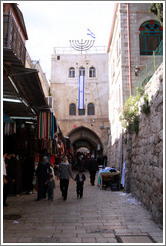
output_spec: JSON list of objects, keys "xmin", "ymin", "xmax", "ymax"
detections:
[
  {"xmin": 87, "ymin": 28, "xmax": 96, "ymax": 39},
  {"xmin": 121, "ymin": 162, "xmax": 126, "ymax": 188},
  {"xmin": 78, "ymin": 75, "xmax": 85, "ymax": 109}
]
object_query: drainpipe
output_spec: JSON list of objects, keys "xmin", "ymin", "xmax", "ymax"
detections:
[{"xmin": 127, "ymin": 3, "xmax": 132, "ymax": 96}]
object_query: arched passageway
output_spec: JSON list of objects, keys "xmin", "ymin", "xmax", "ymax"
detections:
[{"xmin": 67, "ymin": 126, "xmax": 103, "ymax": 155}]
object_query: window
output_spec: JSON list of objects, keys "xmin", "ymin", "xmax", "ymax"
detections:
[
  {"xmin": 139, "ymin": 20, "xmax": 163, "ymax": 55},
  {"xmin": 57, "ymin": 56, "xmax": 60, "ymax": 60},
  {"xmin": 89, "ymin": 67, "xmax": 96, "ymax": 77},
  {"xmin": 78, "ymin": 109, "xmax": 85, "ymax": 115},
  {"xmin": 88, "ymin": 103, "xmax": 95, "ymax": 115},
  {"xmin": 79, "ymin": 67, "xmax": 85, "ymax": 76},
  {"xmin": 69, "ymin": 103, "xmax": 76, "ymax": 115},
  {"xmin": 69, "ymin": 67, "xmax": 75, "ymax": 78}
]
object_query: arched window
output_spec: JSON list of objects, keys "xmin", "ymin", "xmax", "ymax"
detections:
[
  {"xmin": 78, "ymin": 109, "xmax": 85, "ymax": 115},
  {"xmin": 88, "ymin": 103, "xmax": 95, "ymax": 115},
  {"xmin": 69, "ymin": 67, "xmax": 75, "ymax": 78},
  {"xmin": 139, "ymin": 20, "xmax": 163, "ymax": 55},
  {"xmin": 69, "ymin": 103, "xmax": 76, "ymax": 115},
  {"xmin": 79, "ymin": 67, "xmax": 85, "ymax": 76},
  {"xmin": 89, "ymin": 67, "xmax": 96, "ymax": 77}
]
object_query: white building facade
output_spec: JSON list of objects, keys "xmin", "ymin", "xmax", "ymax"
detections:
[{"xmin": 50, "ymin": 49, "xmax": 110, "ymax": 155}]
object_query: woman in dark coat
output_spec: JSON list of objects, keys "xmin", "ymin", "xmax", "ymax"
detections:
[{"xmin": 36, "ymin": 156, "xmax": 51, "ymax": 201}]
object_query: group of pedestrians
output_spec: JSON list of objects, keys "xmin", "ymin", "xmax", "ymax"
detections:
[
  {"xmin": 35, "ymin": 154, "xmax": 99, "ymax": 202},
  {"xmin": 3, "ymin": 151, "xmax": 100, "ymax": 205},
  {"xmin": 35, "ymin": 155, "xmax": 86, "ymax": 201}
]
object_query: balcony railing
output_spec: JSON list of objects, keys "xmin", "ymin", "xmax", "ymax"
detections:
[{"xmin": 3, "ymin": 14, "xmax": 26, "ymax": 65}]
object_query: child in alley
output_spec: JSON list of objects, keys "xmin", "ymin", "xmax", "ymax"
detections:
[
  {"xmin": 75, "ymin": 169, "xmax": 86, "ymax": 199},
  {"xmin": 47, "ymin": 173, "xmax": 55, "ymax": 201}
]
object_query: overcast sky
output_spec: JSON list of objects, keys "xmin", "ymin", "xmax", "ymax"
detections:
[{"xmin": 18, "ymin": 1, "xmax": 115, "ymax": 80}]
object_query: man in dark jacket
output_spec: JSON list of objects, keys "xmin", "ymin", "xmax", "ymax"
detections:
[{"xmin": 88, "ymin": 155, "xmax": 98, "ymax": 186}]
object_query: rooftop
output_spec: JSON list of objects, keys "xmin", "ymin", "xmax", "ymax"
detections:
[{"xmin": 54, "ymin": 45, "xmax": 107, "ymax": 55}]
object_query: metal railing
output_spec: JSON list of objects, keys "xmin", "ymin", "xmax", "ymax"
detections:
[
  {"xmin": 3, "ymin": 14, "xmax": 26, "ymax": 65},
  {"xmin": 54, "ymin": 46, "xmax": 107, "ymax": 54},
  {"xmin": 135, "ymin": 40, "xmax": 163, "ymax": 89}
]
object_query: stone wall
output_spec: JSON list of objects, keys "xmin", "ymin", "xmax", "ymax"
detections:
[
  {"xmin": 108, "ymin": 64, "xmax": 163, "ymax": 225},
  {"xmin": 108, "ymin": 3, "xmax": 158, "ymax": 164}
]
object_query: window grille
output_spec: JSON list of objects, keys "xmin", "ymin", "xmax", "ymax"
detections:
[
  {"xmin": 69, "ymin": 67, "xmax": 75, "ymax": 78},
  {"xmin": 79, "ymin": 67, "xmax": 85, "ymax": 76},
  {"xmin": 89, "ymin": 67, "xmax": 96, "ymax": 77},
  {"xmin": 69, "ymin": 103, "xmax": 76, "ymax": 115},
  {"xmin": 88, "ymin": 103, "xmax": 95, "ymax": 115},
  {"xmin": 139, "ymin": 20, "xmax": 163, "ymax": 56}
]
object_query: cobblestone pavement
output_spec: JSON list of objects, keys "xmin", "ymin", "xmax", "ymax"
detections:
[{"xmin": 3, "ymin": 172, "xmax": 163, "ymax": 244}]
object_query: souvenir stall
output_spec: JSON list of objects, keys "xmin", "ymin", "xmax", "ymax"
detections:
[
  {"xmin": 97, "ymin": 167, "xmax": 121, "ymax": 191},
  {"xmin": 34, "ymin": 111, "xmax": 66, "ymax": 167}
]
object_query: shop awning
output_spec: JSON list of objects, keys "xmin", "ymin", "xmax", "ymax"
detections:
[{"xmin": 3, "ymin": 49, "xmax": 49, "ymax": 118}]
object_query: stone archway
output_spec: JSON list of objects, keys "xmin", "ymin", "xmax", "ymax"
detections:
[{"xmin": 67, "ymin": 126, "xmax": 103, "ymax": 154}]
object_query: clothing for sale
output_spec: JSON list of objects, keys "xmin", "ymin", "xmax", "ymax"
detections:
[
  {"xmin": 4, "ymin": 122, "xmax": 16, "ymax": 135},
  {"xmin": 3, "ymin": 157, "xmax": 8, "ymax": 206},
  {"xmin": 36, "ymin": 111, "xmax": 55, "ymax": 140},
  {"xmin": 3, "ymin": 158, "xmax": 7, "ymax": 176}
]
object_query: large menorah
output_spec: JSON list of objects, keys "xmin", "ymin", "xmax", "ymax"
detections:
[{"xmin": 69, "ymin": 39, "xmax": 95, "ymax": 53}]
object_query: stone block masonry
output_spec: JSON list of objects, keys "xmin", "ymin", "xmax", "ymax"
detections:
[
  {"xmin": 124, "ymin": 64, "xmax": 163, "ymax": 225},
  {"xmin": 108, "ymin": 63, "xmax": 163, "ymax": 225}
]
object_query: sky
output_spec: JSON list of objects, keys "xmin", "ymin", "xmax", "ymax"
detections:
[{"xmin": 17, "ymin": 1, "xmax": 115, "ymax": 81}]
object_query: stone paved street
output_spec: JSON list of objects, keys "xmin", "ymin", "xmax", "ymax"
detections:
[{"xmin": 3, "ymin": 172, "xmax": 163, "ymax": 244}]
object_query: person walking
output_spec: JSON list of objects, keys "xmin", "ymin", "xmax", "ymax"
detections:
[
  {"xmin": 59, "ymin": 156, "xmax": 74, "ymax": 201},
  {"xmin": 75, "ymin": 169, "xmax": 86, "ymax": 198},
  {"xmin": 47, "ymin": 173, "xmax": 55, "ymax": 201},
  {"xmin": 88, "ymin": 154, "xmax": 98, "ymax": 186},
  {"xmin": 35, "ymin": 156, "xmax": 51, "ymax": 201}
]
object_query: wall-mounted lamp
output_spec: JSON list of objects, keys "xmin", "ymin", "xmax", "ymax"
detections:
[
  {"xmin": 21, "ymin": 123, "xmax": 25, "ymax": 128},
  {"xmin": 134, "ymin": 66, "xmax": 139, "ymax": 76},
  {"xmin": 91, "ymin": 119, "xmax": 94, "ymax": 126}
]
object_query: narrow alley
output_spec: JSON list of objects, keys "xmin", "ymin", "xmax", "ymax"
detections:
[
  {"xmin": 3, "ymin": 3, "xmax": 164, "ymax": 245},
  {"xmin": 3, "ymin": 172, "xmax": 163, "ymax": 244}
]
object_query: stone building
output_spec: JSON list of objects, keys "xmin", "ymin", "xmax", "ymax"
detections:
[
  {"xmin": 107, "ymin": 3, "xmax": 163, "ymax": 168},
  {"xmin": 107, "ymin": 3, "xmax": 163, "ymax": 224},
  {"xmin": 50, "ymin": 48, "xmax": 110, "ymax": 155}
]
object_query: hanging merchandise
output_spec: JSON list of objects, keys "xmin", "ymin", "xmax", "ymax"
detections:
[
  {"xmin": 50, "ymin": 155, "xmax": 55, "ymax": 165},
  {"xmin": 4, "ymin": 121, "xmax": 16, "ymax": 135},
  {"xmin": 36, "ymin": 111, "xmax": 55, "ymax": 140},
  {"xmin": 35, "ymin": 154, "xmax": 40, "ymax": 163}
]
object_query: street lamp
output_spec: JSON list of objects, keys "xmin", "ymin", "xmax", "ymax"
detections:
[
  {"xmin": 134, "ymin": 66, "xmax": 139, "ymax": 76},
  {"xmin": 134, "ymin": 66, "xmax": 141, "ymax": 87}
]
